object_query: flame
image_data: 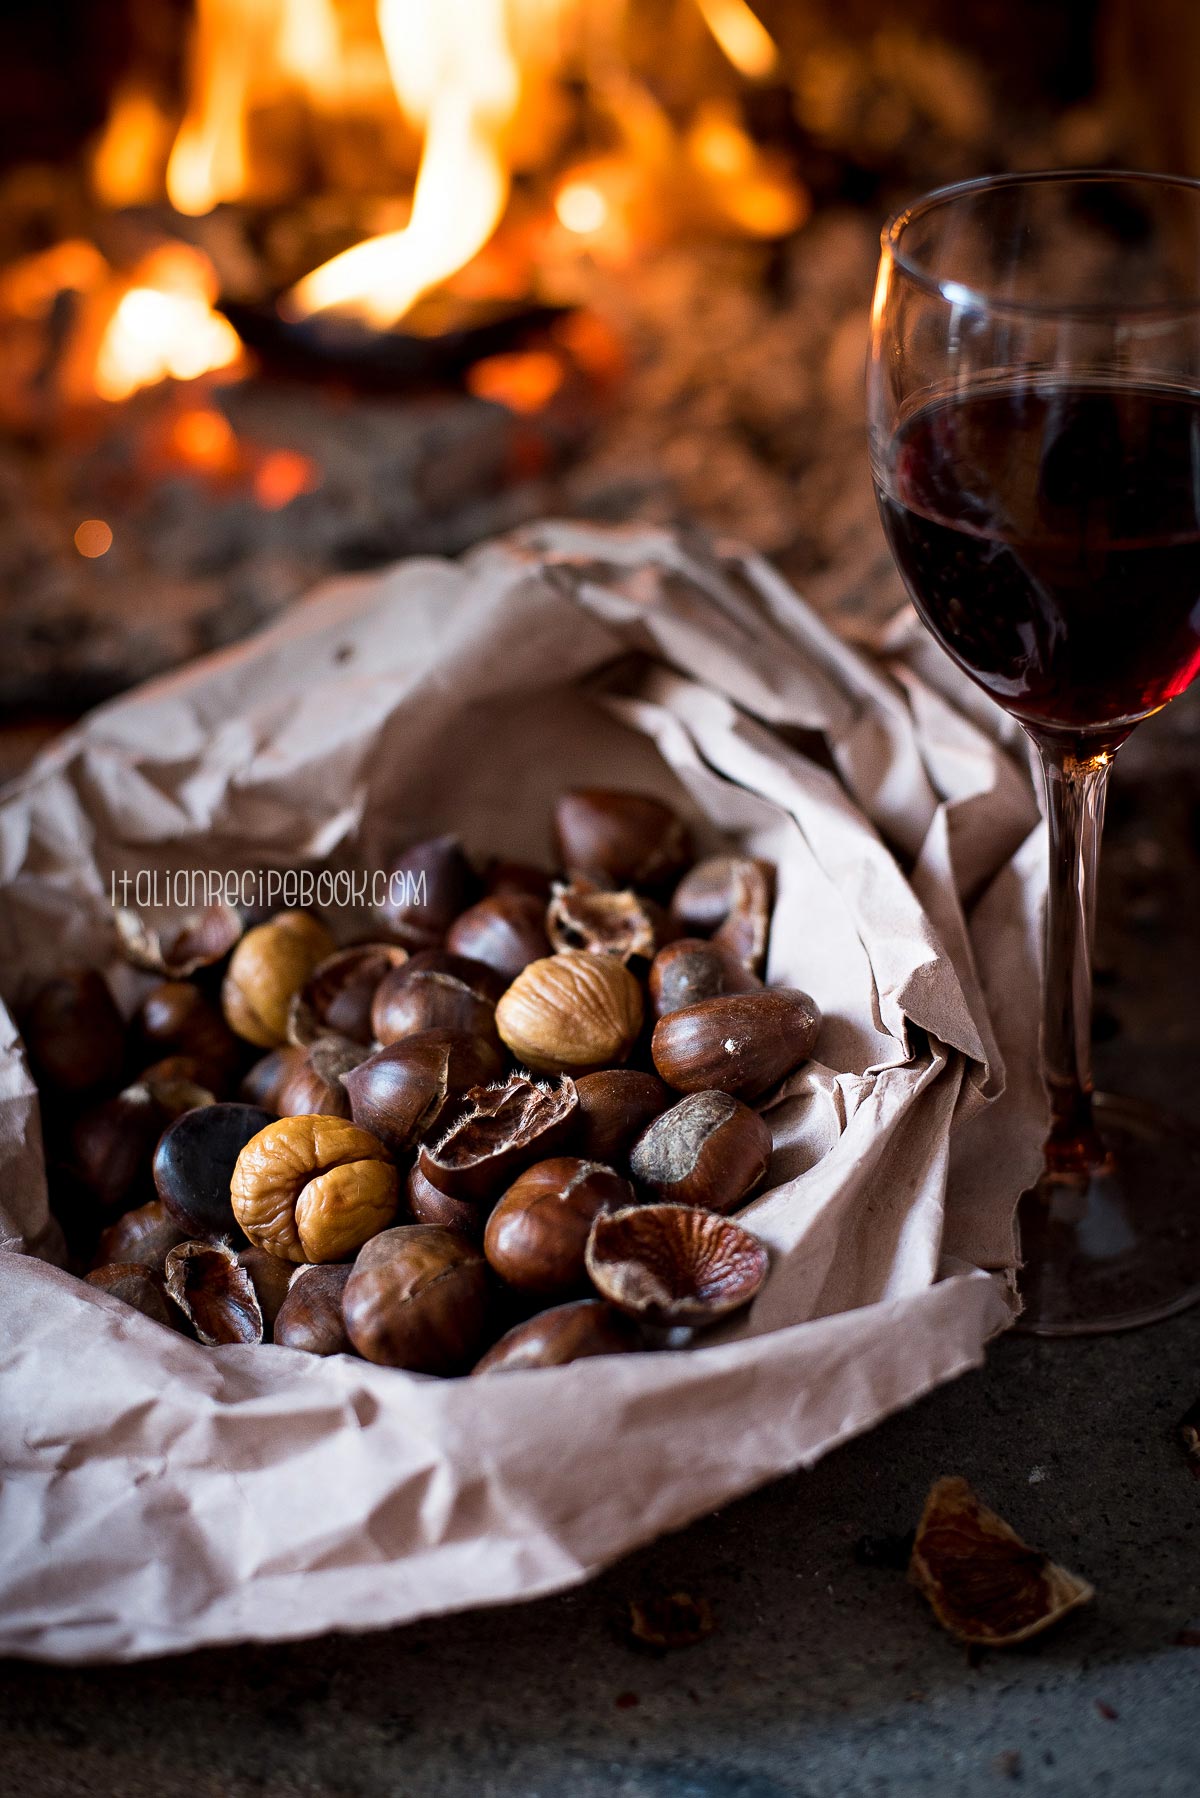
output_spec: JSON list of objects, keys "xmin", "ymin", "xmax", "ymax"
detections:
[
  {"xmin": 288, "ymin": 0, "xmax": 526, "ymax": 326},
  {"xmin": 94, "ymin": 246, "xmax": 244, "ymax": 401},
  {"xmin": 92, "ymin": 83, "xmax": 172, "ymax": 207},
  {"xmin": 694, "ymin": 0, "xmax": 778, "ymax": 80},
  {"xmin": 0, "ymin": 240, "xmax": 108, "ymax": 318},
  {"xmin": 467, "ymin": 348, "xmax": 564, "ymax": 413},
  {"xmin": 687, "ymin": 102, "xmax": 809, "ymax": 237}
]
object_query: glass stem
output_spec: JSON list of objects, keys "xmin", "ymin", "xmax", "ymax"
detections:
[{"xmin": 1033, "ymin": 736, "xmax": 1113, "ymax": 1170}]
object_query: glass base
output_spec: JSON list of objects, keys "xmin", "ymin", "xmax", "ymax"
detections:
[{"xmin": 1015, "ymin": 1092, "xmax": 1200, "ymax": 1336}]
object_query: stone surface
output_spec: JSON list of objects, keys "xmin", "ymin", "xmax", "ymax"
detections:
[{"xmin": 1, "ymin": 689, "xmax": 1199, "ymax": 1793}]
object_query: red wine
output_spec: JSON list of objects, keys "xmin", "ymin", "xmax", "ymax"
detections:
[{"xmin": 876, "ymin": 381, "xmax": 1200, "ymax": 734}]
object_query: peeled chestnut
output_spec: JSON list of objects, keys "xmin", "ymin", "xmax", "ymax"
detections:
[
  {"xmin": 417, "ymin": 1072, "xmax": 578, "ymax": 1202},
  {"xmin": 222, "ymin": 911, "xmax": 336, "ymax": 1048},
  {"xmin": 377, "ymin": 835, "xmax": 476, "ymax": 950},
  {"xmin": 495, "ymin": 952, "xmax": 643, "ymax": 1076},
  {"xmin": 343, "ymin": 1028, "xmax": 503, "ymax": 1158},
  {"xmin": 273, "ymin": 1264, "xmax": 354, "ymax": 1356},
  {"xmin": 648, "ymin": 938, "xmax": 760, "ymax": 1019},
  {"xmin": 629, "ymin": 1090, "xmax": 772, "ymax": 1214},
  {"xmin": 25, "ymin": 971, "xmax": 125, "ymax": 1095},
  {"xmin": 288, "ymin": 943, "xmax": 409, "ymax": 1048},
  {"xmin": 651, "ymin": 989, "xmax": 820, "ymax": 1100},
  {"xmin": 371, "ymin": 951, "xmax": 503, "ymax": 1047},
  {"xmin": 473, "ymin": 1298, "xmax": 643, "ymax": 1374},
  {"xmin": 406, "ymin": 1164, "xmax": 486, "ymax": 1238},
  {"xmin": 92, "ymin": 1199, "xmax": 187, "ymax": 1275},
  {"xmin": 164, "ymin": 1240, "xmax": 264, "ymax": 1345},
  {"xmin": 342, "ymin": 1225, "xmax": 491, "ymax": 1373},
  {"xmin": 153, "ymin": 1101, "xmax": 274, "ymax": 1239},
  {"xmin": 484, "ymin": 1157, "xmax": 633, "ymax": 1297},
  {"xmin": 85, "ymin": 1262, "xmax": 180, "ymax": 1329},
  {"xmin": 573, "ymin": 1070, "xmax": 673, "ymax": 1168},
  {"xmin": 137, "ymin": 981, "xmax": 240, "ymax": 1091},
  {"xmin": 274, "ymin": 1037, "xmax": 359, "ymax": 1118},
  {"xmin": 446, "ymin": 893, "xmax": 549, "ymax": 980},
  {"xmin": 239, "ymin": 1044, "xmax": 308, "ymax": 1113},
  {"xmin": 553, "ymin": 790, "xmax": 692, "ymax": 890},
  {"xmin": 231, "ymin": 1115, "xmax": 398, "ymax": 1263}
]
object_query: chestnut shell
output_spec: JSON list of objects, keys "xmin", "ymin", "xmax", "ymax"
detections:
[
  {"xmin": 343, "ymin": 1028, "xmax": 503, "ymax": 1158},
  {"xmin": 585, "ymin": 1204, "xmax": 769, "ymax": 1326}
]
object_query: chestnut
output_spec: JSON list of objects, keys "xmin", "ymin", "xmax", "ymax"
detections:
[
  {"xmin": 222, "ymin": 911, "xmax": 336, "ymax": 1048},
  {"xmin": 274, "ymin": 1038, "xmax": 360, "ymax": 1118},
  {"xmin": 237, "ymin": 1245, "xmax": 295, "ymax": 1332},
  {"xmin": 288, "ymin": 943, "xmax": 409, "ymax": 1048},
  {"xmin": 712, "ymin": 860, "xmax": 774, "ymax": 974},
  {"xmin": 136, "ymin": 980, "xmax": 240, "ymax": 1092},
  {"xmin": 629, "ymin": 1090, "xmax": 772, "ymax": 1213},
  {"xmin": 377, "ymin": 835, "xmax": 476, "ymax": 950},
  {"xmin": 153, "ymin": 1101, "xmax": 274, "ymax": 1239},
  {"xmin": 71, "ymin": 1084, "xmax": 166, "ymax": 1211},
  {"xmin": 342, "ymin": 1225, "xmax": 491, "ymax": 1373},
  {"xmin": 416, "ymin": 1072, "xmax": 578, "ymax": 1203},
  {"xmin": 651, "ymin": 989, "xmax": 820, "ymax": 1100},
  {"xmin": 25, "ymin": 971, "xmax": 125, "ymax": 1095},
  {"xmin": 343, "ymin": 1029, "xmax": 503, "ymax": 1158},
  {"xmin": 115, "ymin": 901, "xmax": 242, "ymax": 978},
  {"xmin": 273, "ymin": 1264, "xmax": 353, "ymax": 1356},
  {"xmin": 495, "ymin": 952, "xmax": 643, "ymax": 1076},
  {"xmin": 85, "ymin": 1262, "xmax": 180, "ymax": 1330},
  {"xmin": 239, "ymin": 1044, "xmax": 308, "ymax": 1112},
  {"xmin": 483, "ymin": 859, "xmax": 553, "ymax": 903},
  {"xmin": 553, "ymin": 789, "xmax": 692, "ymax": 890},
  {"xmin": 472, "ymin": 1298, "xmax": 643, "ymax": 1374},
  {"xmin": 406, "ymin": 1164, "xmax": 486, "ymax": 1238},
  {"xmin": 484, "ymin": 1158, "xmax": 633, "ymax": 1297},
  {"xmin": 92, "ymin": 1199, "xmax": 187, "ymax": 1275},
  {"xmin": 371, "ymin": 951, "xmax": 504, "ymax": 1047},
  {"xmin": 573, "ymin": 1069, "xmax": 673, "ymax": 1167},
  {"xmin": 648, "ymin": 938, "xmax": 760, "ymax": 1019},
  {"xmin": 164, "ymin": 1240, "xmax": 264, "ymax": 1345},
  {"xmin": 231, "ymin": 1115, "xmax": 398, "ymax": 1263},
  {"xmin": 446, "ymin": 893, "xmax": 549, "ymax": 980}
]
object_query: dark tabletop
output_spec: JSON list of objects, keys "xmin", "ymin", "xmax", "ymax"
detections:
[{"xmin": 2, "ymin": 692, "xmax": 1199, "ymax": 1798}]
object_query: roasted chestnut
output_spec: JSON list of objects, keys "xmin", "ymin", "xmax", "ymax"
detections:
[
  {"xmin": 231, "ymin": 1115, "xmax": 398, "ymax": 1262},
  {"xmin": 377, "ymin": 835, "xmax": 476, "ymax": 950},
  {"xmin": 115, "ymin": 902, "xmax": 242, "ymax": 978},
  {"xmin": 648, "ymin": 938, "xmax": 760, "ymax": 1019},
  {"xmin": 472, "ymin": 1298, "xmax": 644, "ymax": 1373},
  {"xmin": 153, "ymin": 1101, "xmax": 274, "ymax": 1239},
  {"xmin": 553, "ymin": 790, "xmax": 692, "ymax": 890},
  {"xmin": 136, "ymin": 980, "xmax": 240, "ymax": 1092},
  {"xmin": 274, "ymin": 1037, "xmax": 360, "ymax": 1118},
  {"xmin": 85, "ymin": 1262, "xmax": 180, "ymax": 1330},
  {"xmin": 273, "ymin": 1264, "xmax": 354, "ymax": 1356},
  {"xmin": 483, "ymin": 859, "xmax": 553, "ymax": 903},
  {"xmin": 71, "ymin": 1084, "xmax": 168, "ymax": 1211},
  {"xmin": 371, "ymin": 950, "xmax": 503, "ymax": 1047},
  {"xmin": 572, "ymin": 1069, "xmax": 673, "ymax": 1167},
  {"xmin": 288, "ymin": 943, "xmax": 409, "ymax": 1048},
  {"xmin": 239, "ymin": 1044, "xmax": 308, "ymax": 1113},
  {"xmin": 92, "ymin": 1199, "xmax": 187, "ymax": 1275},
  {"xmin": 343, "ymin": 1029, "xmax": 503, "ymax": 1158},
  {"xmin": 222, "ymin": 910, "xmax": 336, "ymax": 1048},
  {"xmin": 237, "ymin": 1245, "xmax": 295, "ymax": 1333},
  {"xmin": 25, "ymin": 971, "xmax": 125, "ymax": 1095},
  {"xmin": 406, "ymin": 1164, "xmax": 486, "ymax": 1238},
  {"xmin": 629, "ymin": 1090, "xmax": 772, "ymax": 1213},
  {"xmin": 342, "ymin": 1225, "xmax": 491, "ymax": 1373},
  {"xmin": 484, "ymin": 1157, "xmax": 634, "ymax": 1297},
  {"xmin": 651, "ymin": 990, "xmax": 820, "ymax": 1100},
  {"xmin": 495, "ymin": 952, "xmax": 643, "ymax": 1076},
  {"xmin": 416, "ymin": 1072, "xmax": 578, "ymax": 1203},
  {"xmin": 446, "ymin": 893, "xmax": 550, "ymax": 980}
]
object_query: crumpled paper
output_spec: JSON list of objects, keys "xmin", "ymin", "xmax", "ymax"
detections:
[{"xmin": 0, "ymin": 521, "xmax": 1047, "ymax": 1663}]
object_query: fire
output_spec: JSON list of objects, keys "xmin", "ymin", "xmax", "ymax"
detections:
[
  {"xmin": 694, "ymin": 0, "xmax": 779, "ymax": 80},
  {"xmin": 94, "ymin": 247, "xmax": 244, "ymax": 402},
  {"xmin": 92, "ymin": 83, "xmax": 172, "ymax": 208}
]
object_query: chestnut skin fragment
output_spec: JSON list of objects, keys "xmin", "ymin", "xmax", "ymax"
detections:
[
  {"xmin": 377, "ymin": 835, "xmax": 476, "ymax": 951},
  {"xmin": 909, "ymin": 1477, "xmax": 1094, "ymax": 1648},
  {"xmin": 670, "ymin": 855, "xmax": 775, "ymax": 969},
  {"xmin": 92, "ymin": 1199, "xmax": 187, "ymax": 1276},
  {"xmin": 237, "ymin": 1246, "xmax": 295, "ymax": 1333},
  {"xmin": 446, "ymin": 893, "xmax": 550, "ymax": 981},
  {"xmin": 629, "ymin": 1090, "xmax": 772, "ymax": 1215},
  {"xmin": 164, "ymin": 1240, "xmax": 264, "ymax": 1346},
  {"xmin": 546, "ymin": 882, "xmax": 658, "ymax": 964},
  {"xmin": 473, "ymin": 1298, "xmax": 643, "ymax": 1374},
  {"xmin": 288, "ymin": 943, "xmax": 409, "ymax": 1049},
  {"xmin": 586, "ymin": 1204, "xmax": 769, "ymax": 1327},
  {"xmin": 484, "ymin": 1157, "xmax": 634, "ymax": 1298},
  {"xmin": 85, "ymin": 1262, "xmax": 181, "ymax": 1330},
  {"xmin": 153, "ymin": 1102, "xmax": 275, "ymax": 1240},
  {"xmin": 648, "ymin": 938, "xmax": 760, "ymax": 1019},
  {"xmin": 273, "ymin": 1264, "xmax": 354, "ymax": 1356},
  {"xmin": 115, "ymin": 902, "xmax": 242, "ymax": 979},
  {"xmin": 553, "ymin": 789, "xmax": 692, "ymax": 890},
  {"xmin": 230, "ymin": 1115, "xmax": 399, "ymax": 1263},
  {"xmin": 573, "ymin": 1069, "xmax": 673, "ymax": 1168},
  {"xmin": 25, "ymin": 971, "xmax": 126, "ymax": 1096},
  {"xmin": 342, "ymin": 1225, "xmax": 491, "ymax": 1374},
  {"xmin": 651, "ymin": 989, "xmax": 820, "ymax": 1101},
  {"xmin": 417, "ymin": 1073, "xmax": 579, "ymax": 1204},
  {"xmin": 343, "ymin": 1029, "xmax": 504, "ymax": 1159}
]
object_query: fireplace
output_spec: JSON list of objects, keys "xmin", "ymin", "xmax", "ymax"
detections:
[{"xmin": 0, "ymin": 0, "xmax": 1131, "ymax": 743}]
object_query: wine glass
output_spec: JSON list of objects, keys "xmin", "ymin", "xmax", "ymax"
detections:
[{"xmin": 867, "ymin": 171, "xmax": 1200, "ymax": 1335}]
